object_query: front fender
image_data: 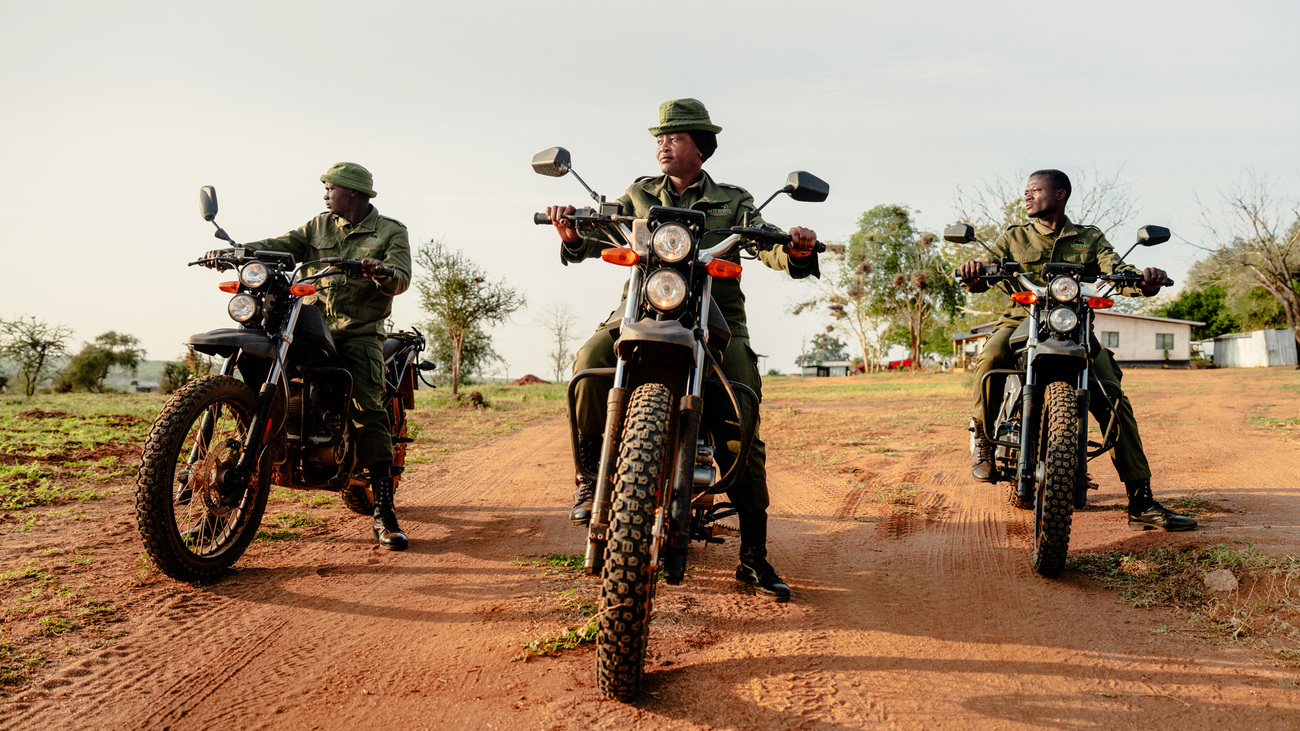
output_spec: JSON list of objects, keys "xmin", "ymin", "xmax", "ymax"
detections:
[
  {"xmin": 188, "ymin": 328, "xmax": 276, "ymax": 360},
  {"xmin": 614, "ymin": 319, "xmax": 696, "ymax": 358},
  {"xmin": 1030, "ymin": 338, "xmax": 1088, "ymax": 362}
]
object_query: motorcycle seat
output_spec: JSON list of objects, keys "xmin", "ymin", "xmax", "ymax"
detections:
[{"xmin": 383, "ymin": 337, "xmax": 404, "ymax": 360}]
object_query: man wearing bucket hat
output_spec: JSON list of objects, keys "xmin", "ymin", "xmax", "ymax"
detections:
[
  {"xmin": 225, "ymin": 162, "xmax": 414, "ymax": 550},
  {"xmin": 546, "ymin": 98, "xmax": 821, "ymax": 602}
]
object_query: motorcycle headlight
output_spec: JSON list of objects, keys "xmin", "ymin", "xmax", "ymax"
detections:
[
  {"xmin": 1048, "ymin": 276, "xmax": 1080, "ymax": 302},
  {"xmin": 645, "ymin": 269, "xmax": 688, "ymax": 311},
  {"xmin": 239, "ymin": 261, "xmax": 270, "ymax": 289},
  {"xmin": 1047, "ymin": 306, "xmax": 1079, "ymax": 333},
  {"xmin": 651, "ymin": 223, "xmax": 693, "ymax": 263},
  {"xmin": 228, "ymin": 294, "xmax": 261, "ymax": 323}
]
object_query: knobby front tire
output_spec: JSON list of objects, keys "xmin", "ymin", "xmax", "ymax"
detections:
[
  {"xmin": 596, "ymin": 383, "xmax": 674, "ymax": 702},
  {"xmin": 135, "ymin": 375, "xmax": 272, "ymax": 582},
  {"xmin": 1030, "ymin": 381, "xmax": 1077, "ymax": 577}
]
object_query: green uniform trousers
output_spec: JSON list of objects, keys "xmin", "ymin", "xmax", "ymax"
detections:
[
  {"xmin": 972, "ymin": 326, "xmax": 1151, "ymax": 482},
  {"xmin": 572, "ymin": 327, "xmax": 769, "ymax": 514},
  {"xmin": 337, "ymin": 335, "xmax": 393, "ymax": 467}
]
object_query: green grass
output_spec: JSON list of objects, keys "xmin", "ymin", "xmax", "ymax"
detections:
[
  {"xmin": 1068, "ymin": 543, "xmax": 1300, "ymax": 662},
  {"xmin": 0, "ymin": 648, "xmax": 46, "ymax": 686},
  {"xmin": 405, "ymin": 383, "xmax": 567, "ymax": 465},
  {"xmin": 762, "ymin": 372, "xmax": 968, "ymax": 404},
  {"xmin": 511, "ymin": 621, "xmax": 598, "ymax": 662}
]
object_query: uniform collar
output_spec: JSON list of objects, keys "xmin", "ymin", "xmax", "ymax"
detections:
[
  {"xmin": 638, "ymin": 171, "xmax": 730, "ymax": 207},
  {"xmin": 332, "ymin": 205, "xmax": 379, "ymax": 233},
  {"xmin": 1030, "ymin": 215, "xmax": 1080, "ymax": 240}
]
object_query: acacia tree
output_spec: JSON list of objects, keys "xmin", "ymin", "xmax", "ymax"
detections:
[
  {"xmin": 537, "ymin": 301, "xmax": 578, "ymax": 383},
  {"xmin": 414, "ymin": 239, "xmax": 524, "ymax": 396},
  {"xmin": 1196, "ymin": 176, "xmax": 1300, "ymax": 360},
  {"xmin": 54, "ymin": 331, "xmax": 146, "ymax": 393},
  {"xmin": 793, "ymin": 243, "xmax": 892, "ymax": 372},
  {"xmin": 847, "ymin": 205, "xmax": 962, "ymax": 369},
  {"xmin": 0, "ymin": 315, "xmax": 73, "ymax": 397}
]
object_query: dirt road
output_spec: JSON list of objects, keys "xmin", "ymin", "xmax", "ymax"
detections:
[{"xmin": 3, "ymin": 369, "xmax": 1298, "ymax": 729}]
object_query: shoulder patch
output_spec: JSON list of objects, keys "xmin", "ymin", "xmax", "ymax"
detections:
[{"xmin": 380, "ymin": 215, "xmax": 407, "ymax": 228}]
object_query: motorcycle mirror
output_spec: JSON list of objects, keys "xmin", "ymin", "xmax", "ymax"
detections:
[
  {"xmin": 1137, "ymin": 225, "xmax": 1171, "ymax": 246},
  {"xmin": 784, "ymin": 171, "xmax": 830, "ymax": 203},
  {"xmin": 531, "ymin": 147, "xmax": 571, "ymax": 178},
  {"xmin": 943, "ymin": 223, "xmax": 976, "ymax": 244},
  {"xmin": 200, "ymin": 186, "xmax": 219, "ymax": 221}
]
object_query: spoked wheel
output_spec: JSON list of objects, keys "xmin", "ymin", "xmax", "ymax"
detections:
[
  {"xmin": 596, "ymin": 383, "xmax": 674, "ymax": 702},
  {"xmin": 135, "ymin": 375, "xmax": 272, "ymax": 582},
  {"xmin": 1030, "ymin": 381, "xmax": 1078, "ymax": 577},
  {"xmin": 340, "ymin": 396, "xmax": 409, "ymax": 515}
]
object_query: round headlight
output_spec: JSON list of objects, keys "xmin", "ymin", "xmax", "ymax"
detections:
[
  {"xmin": 1048, "ymin": 276, "xmax": 1080, "ymax": 302},
  {"xmin": 228, "ymin": 294, "xmax": 260, "ymax": 323},
  {"xmin": 645, "ymin": 269, "xmax": 688, "ymax": 311},
  {"xmin": 1047, "ymin": 306, "xmax": 1079, "ymax": 333},
  {"xmin": 651, "ymin": 223, "xmax": 693, "ymax": 263},
  {"xmin": 239, "ymin": 261, "xmax": 270, "ymax": 289}
]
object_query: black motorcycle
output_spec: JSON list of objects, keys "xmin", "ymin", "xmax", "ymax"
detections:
[
  {"xmin": 135, "ymin": 186, "xmax": 435, "ymax": 582},
  {"xmin": 947, "ymin": 223, "xmax": 1172, "ymax": 576},
  {"xmin": 532, "ymin": 147, "xmax": 827, "ymax": 700}
]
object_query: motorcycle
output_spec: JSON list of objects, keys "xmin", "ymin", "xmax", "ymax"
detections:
[
  {"xmin": 135, "ymin": 186, "xmax": 435, "ymax": 582},
  {"xmin": 946, "ymin": 223, "xmax": 1173, "ymax": 576},
  {"xmin": 531, "ymin": 146, "xmax": 828, "ymax": 700}
]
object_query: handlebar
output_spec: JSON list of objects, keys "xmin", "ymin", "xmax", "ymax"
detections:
[
  {"xmin": 728, "ymin": 226, "xmax": 826, "ymax": 254},
  {"xmin": 955, "ymin": 266, "xmax": 1173, "ymax": 287},
  {"xmin": 533, "ymin": 212, "xmax": 550, "ymax": 225}
]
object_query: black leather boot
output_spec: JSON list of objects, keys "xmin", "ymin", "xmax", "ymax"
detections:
[
  {"xmin": 1125, "ymin": 479, "xmax": 1197, "ymax": 532},
  {"xmin": 970, "ymin": 420, "xmax": 996, "ymax": 483},
  {"xmin": 369, "ymin": 462, "xmax": 408, "ymax": 550},
  {"xmin": 736, "ymin": 510, "xmax": 790, "ymax": 602},
  {"xmin": 569, "ymin": 438, "xmax": 600, "ymax": 526}
]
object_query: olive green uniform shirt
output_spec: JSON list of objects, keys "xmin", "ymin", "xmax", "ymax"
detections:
[
  {"xmin": 562, "ymin": 171, "xmax": 819, "ymax": 339},
  {"xmin": 246, "ymin": 206, "xmax": 412, "ymax": 338},
  {"xmin": 981, "ymin": 216, "xmax": 1146, "ymax": 329}
]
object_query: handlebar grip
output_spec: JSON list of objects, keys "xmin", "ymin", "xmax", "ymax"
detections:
[
  {"xmin": 534, "ymin": 212, "xmax": 550, "ymax": 225},
  {"xmin": 380, "ymin": 266, "xmax": 396, "ymax": 279},
  {"xmin": 814, "ymin": 241, "xmax": 826, "ymax": 254},
  {"xmin": 1163, "ymin": 278, "xmax": 1175, "ymax": 286}
]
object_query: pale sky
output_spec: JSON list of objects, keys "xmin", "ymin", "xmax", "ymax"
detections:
[{"xmin": 3, "ymin": 1, "xmax": 1298, "ymax": 377}]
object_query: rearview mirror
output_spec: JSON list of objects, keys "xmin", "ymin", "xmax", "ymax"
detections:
[
  {"xmin": 531, "ymin": 147, "xmax": 571, "ymax": 178},
  {"xmin": 943, "ymin": 223, "xmax": 976, "ymax": 244},
  {"xmin": 199, "ymin": 186, "xmax": 219, "ymax": 221},
  {"xmin": 784, "ymin": 171, "xmax": 829, "ymax": 202},
  {"xmin": 1137, "ymin": 225, "xmax": 1170, "ymax": 246}
]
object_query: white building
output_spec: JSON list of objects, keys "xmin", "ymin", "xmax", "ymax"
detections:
[
  {"xmin": 952, "ymin": 311, "xmax": 1203, "ymax": 368},
  {"xmin": 1209, "ymin": 329, "xmax": 1298, "ymax": 368},
  {"xmin": 800, "ymin": 360, "xmax": 853, "ymax": 377}
]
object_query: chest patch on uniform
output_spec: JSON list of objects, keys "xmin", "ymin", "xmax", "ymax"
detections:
[
  {"xmin": 707, "ymin": 207, "xmax": 732, "ymax": 217},
  {"xmin": 365, "ymin": 236, "xmax": 380, "ymax": 243},
  {"xmin": 1071, "ymin": 241, "xmax": 1089, "ymax": 251}
]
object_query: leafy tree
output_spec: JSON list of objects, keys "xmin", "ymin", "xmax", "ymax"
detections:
[
  {"xmin": 847, "ymin": 205, "xmax": 962, "ymax": 369},
  {"xmin": 414, "ymin": 239, "xmax": 524, "ymax": 395},
  {"xmin": 160, "ymin": 346, "xmax": 215, "ymax": 394},
  {"xmin": 54, "ymin": 331, "xmax": 145, "ymax": 393},
  {"xmin": 0, "ymin": 315, "xmax": 74, "ymax": 397},
  {"xmin": 795, "ymin": 331, "xmax": 849, "ymax": 367},
  {"xmin": 1196, "ymin": 175, "xmax": 1300, "ymax": 359},
  {"xmin": 427, "ymin": 322, "xmax": 498, "ymax": 386},
  {"xmin": 793, "ymin": 243, "xmax": 893, "ymax": 372}
]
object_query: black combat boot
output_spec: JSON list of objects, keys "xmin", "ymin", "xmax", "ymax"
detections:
[
  {"xmin": 369, "ymin": 462, "xmax": 408, "ymax": 550},
  {"xmin": 1125, "ymin": 479, "xmax": 1197, "ymax": 532},
  {"xmin": 569, "ymin": 438, "xmax": 601, "ymax": 526},
  {"xmin": 970, "ymin": 420, "xmax": 996, "ymax": 483},
  {"xmin": 736, "ymin": 510, "xmax": 790, "ymax": 602}
]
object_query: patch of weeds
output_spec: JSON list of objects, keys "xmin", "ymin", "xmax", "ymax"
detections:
[
  {"xmin": 254, "ymin": 528, "xmax": 301, "ymax": 542},
  {"xmin": 1161, "ymin": 496, "xmax": 1225, "ymax": 515},
  {"xmin": 560, "ymin": 588, "xmax": 598, "ymax": 617},
  {"xmin": 74, "ymin": 599, "xmax": 119, "ymax": 621},
  {"xmin": 270, "ymin": 512, "xmax": 324, "ymax": 530},
  {"xmin": 1068, "ymin": 543, "xmax": 1300, "ymax": 662},
  {"xmin": 1250, "ymin": 414, "xmax": 1300, "ymax": 431},
  {"xmin": 511, "ymin": 621, "xmax": 598, "ymax": 662},
  {"xmin": 0, "ymin": 648, "xmax": 46, "ymax": 686},
  {"xmin": 514, "ymin": 553, "xmax": 584, "ymax": 571},
  {"xmin": 37, "ymin": 617, "xmax": 79, "ymax": 636},
  {"xmin": 71, "ymin": 548, "xmax": 96, "ymax": 566},
  {"xmin": 870, "ymin": 482, "xmax": 920, "ymax": 505}
]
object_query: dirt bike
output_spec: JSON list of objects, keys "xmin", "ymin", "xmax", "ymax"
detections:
[
  {"xmin": 946, "ymin": 223, "xmax": 1172, "ymax": 577},
  {"xmin": 135, "ymin": 186, "xmax": 435, "ymax": 582},
  {"xmin": 531, "ymin": 146, "xmax": 827, "ymax": 701}
]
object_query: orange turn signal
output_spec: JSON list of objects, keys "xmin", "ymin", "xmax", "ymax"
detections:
[
  {"xmin": 289, "ymin": 283, "xmax": 317, "ymax": 297},
  {"xmin": 601, "ymin": 248, "xmax": 640, "ymax": 266},
  {"xmin": 707, "ymin": 259, "xmax": 743, "ymax": 278},
  {"xmin": 218, "ymin": 281, "xmax": 239, "ymax": 293},
  {"xmin": 1087, "ymin": 296, "xmax": 1114, "ymax": 310},
  {"xmin": 1010, "ymin": 291, "xmax": 1038, "ymax": 305}
]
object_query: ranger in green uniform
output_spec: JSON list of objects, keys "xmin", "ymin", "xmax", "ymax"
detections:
[
  {"xmin": 545, "ymin": 99, "xmax": 821, "ymax": 601},
  {"xmin": 241, "ymin": 162, "xmax": 414, "ymax": 549},
  {"xmin": 957, "ymin": 169, "xmax": 1195, "ymax": 531}
]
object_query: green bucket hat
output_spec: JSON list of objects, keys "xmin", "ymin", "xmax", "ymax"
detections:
[
  {"xmin": 648, "ymin": 98, "xmax": 722, "ymax": 136},
  {"xmin": 320, "ymin": 161, "xmax": 376, "ymax": 198}
]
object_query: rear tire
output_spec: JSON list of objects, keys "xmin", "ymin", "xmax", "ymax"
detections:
[
  {"xmin": 1030, "ymin": 381, "xmax": 1077, "ymax": 577},
  {"xmin": 135, "ymin": 375, "xmax": 271, "ymax": 582},
  {"xmin": 596, "ymin": 383, "xmax": 673, "ymax": 702}
]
